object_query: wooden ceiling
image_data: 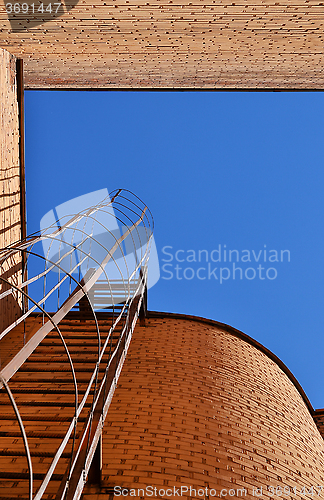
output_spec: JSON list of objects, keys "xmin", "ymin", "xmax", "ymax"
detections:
[{"xmin": 0, "ymin": 0, "xmax": 324, "ymax": 89}]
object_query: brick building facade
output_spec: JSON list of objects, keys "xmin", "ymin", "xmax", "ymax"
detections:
[
  {"xmin": 1, "ymin": 45, "xmax": 324, "ymax": 500},
  {"xmin": 82, "ymin": 312, "xmax": 324, "ymax": 500}
]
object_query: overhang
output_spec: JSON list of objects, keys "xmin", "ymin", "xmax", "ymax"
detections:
[{"xmin": 1, "ymin": 0, "xmax": 324, "ymax": 89}]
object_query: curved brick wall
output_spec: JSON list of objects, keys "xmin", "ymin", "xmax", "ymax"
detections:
[{"xmin": 89, "ymin": 314, "xmax": 324, "ymax": 499}]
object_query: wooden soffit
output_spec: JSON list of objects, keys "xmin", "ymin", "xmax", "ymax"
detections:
[{"xmin": 0, "ymin": 0, "xmax": 324, "ymax": 89}]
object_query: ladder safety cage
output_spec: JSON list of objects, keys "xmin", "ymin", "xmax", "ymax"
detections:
[{"xmin": 0, "ymin": 189, "xmax": 154, "ymax": 500}]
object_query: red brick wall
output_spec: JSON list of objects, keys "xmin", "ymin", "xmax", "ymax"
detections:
[
  {"xmin": 85, "ymin": 314, "xmax": 324, "ymax": 500},
  {"xmin": 0, "ymin": 48, "xmax": 23, "ymax": 332}
]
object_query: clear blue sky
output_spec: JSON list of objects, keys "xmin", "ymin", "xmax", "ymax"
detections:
[{"xmin": 25, "ymin": 91, "xmax": 324, "ymax": 408}]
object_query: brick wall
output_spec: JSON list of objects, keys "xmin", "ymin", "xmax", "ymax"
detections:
[
  {"xmin": 82, "ymin": 314, "xmax": 324, "ymax": 500},
  {"xmin": 2, "ymin": 3, "xmax": 324, "ymax": 89},
  {"xmin": 0, "ymin": 47, "xmax": 23, "ymax": 332}
]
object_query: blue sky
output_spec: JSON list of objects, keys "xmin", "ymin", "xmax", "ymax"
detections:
[{"xmin": 25, "ymin": 91, "xmax": 324, "ymax": 408}]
